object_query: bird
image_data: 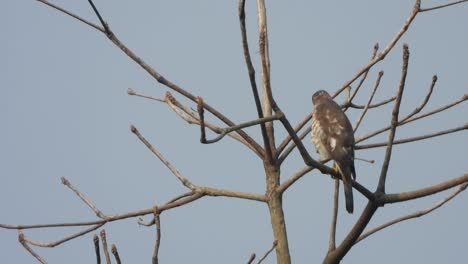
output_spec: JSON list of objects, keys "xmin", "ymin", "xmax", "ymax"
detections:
[{"xmin": 311, "ymin": 90, "xmax": 356, "ymax": 213}]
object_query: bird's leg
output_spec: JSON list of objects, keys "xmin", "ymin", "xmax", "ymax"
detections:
[{"xmin": 330, "ymin": 162, "xmax": 339, "ymax": 179}]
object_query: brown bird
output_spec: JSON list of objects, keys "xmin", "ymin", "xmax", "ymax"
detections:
[{"xmin": 311, "ymin": 90, "xmax": 356, "ymax": 213}]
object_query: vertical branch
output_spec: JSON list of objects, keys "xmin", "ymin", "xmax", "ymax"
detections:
[
  {"xmin": 93, "ymin": 234, "xmax": 101, "ymax": 264},
  {"xmin": 328, "ymin": 180, "xmax": 340, "ymax": 252},
  {"xmin": 239, "ymin": 0, "xmax": 274, "ymax": 163},
  {"xmin": 377, "ymin": 45, "xmax": 409, "ymax": 193},
  {"xmin": 111, "ymin": 244, "xmax": 122, "ymax": 264},
  {"xmin": 152, "ymin": 206, "xmax": 162, "ymax": 264},
  {"xmin": 257, "ymin": 0, "xmax": 277, "ymax": 159},
  {"xmin": 100, "ymin": 230, "xmax": 111, "ymax": 264}
]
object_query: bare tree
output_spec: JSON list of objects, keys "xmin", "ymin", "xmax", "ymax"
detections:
[{"xmin": 2, "ymin": 1, "xmax": 467, "ymax": 263}]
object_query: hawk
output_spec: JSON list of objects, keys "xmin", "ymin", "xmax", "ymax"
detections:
[{"xmin": 311, "ymin": 90, "xmax": 356, "ymax": 213}]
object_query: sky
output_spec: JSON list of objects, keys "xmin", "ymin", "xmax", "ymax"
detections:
[{"xmin": 1, "ymin": 1, "xmax": 467, "ymax": 263}]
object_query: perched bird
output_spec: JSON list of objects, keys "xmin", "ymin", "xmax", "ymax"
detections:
[{"xmin": 311, "ymin": 90, "xmax": 356, "ymax": 213}]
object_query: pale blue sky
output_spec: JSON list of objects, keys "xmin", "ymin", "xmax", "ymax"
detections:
[{"xmin": 1, "ymin": 1, "xmax": 467, "ymax": 263}]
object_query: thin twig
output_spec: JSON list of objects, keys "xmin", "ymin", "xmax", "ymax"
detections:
[
  {"xmin": 419, "ymin": 0, "xmax": 468, "ymax": 12},
  {"xmin": 354, "ymin": 71, "xmax": 384, "ymax": 132},
  {"xmin": 61, "ymin": 177, "xmax": 107, "ymax": 219},
  {"xmin": 346, "ymin": 43, "xmax": 380, "ymax": 104},
  {"xmin": 247, "ymin": 253, "xmax": 256, "ymax": 264},
  {"xmin": 257, "ymin": 241, "xmax": 278, "ymax": 264},
  {"xmin": 376, "ymin": 44, "xmax": 409, "ymax": 193},
  {"xmin": 111, "ymin": 244, "xmax": 122, "ymax": 264},
  {"xmin": 332, "ymin": 0, "xmax": 420, "ymax": 97},
  {"xmin": 356, "ymin": 94, "xmax": 467, "ymax": 144},
  {"xmin": 25, "ymin": 224, "xmax": 105, "ymax": 248},
  {"xmin": 100, "ymin": 230, "xmax": 111, "ymax": 264},
  {"xmin": 152, "ymin": 206, "xmax": 161, "ymax": 264},
  {"xmin": 358, "ymin": 182, "xmax": 468, "ymax": 243},
  {"xmin": 277, "ymin": 163, "xmax": 374, "ymax": 201},
  {"xmin": 356, "ymin": 124, "xmax": 467, "ymax": 149},
  {"xmin": 348, "ymin": 97, "xmax": 396, "ymax": 109},
  {"xmin": 197, "ymin": 97, "xmax": 283, "ymax": 144},
  {"xmin": 35, "ymin": 0, "xmax": 103, "ymax": 32},
  {"xmin": 127, "ymin": 88, "xmax": 165, "ymax": 103},
  {"xmin": 18, "ymin": 232, "xmax": 47, "ymax": 264},
  {"xmin": 131, "ymin": 125, "xmax": 197, "ymax": 190},
  {"xmin": 328, "ymin": 180, "xmax": 339, "ymax": 252},
  {"xmin": 93, "ymin": 234, "xmax": 101, "ymax": 264},
  {"xmin": 164, "ymin": 92, "xmax": 260, "ymax": 155},
  {"xmin": 400, "ymin": 75, "xmax": 437, "ymax": 123}
]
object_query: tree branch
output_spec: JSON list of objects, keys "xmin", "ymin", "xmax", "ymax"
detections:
[
  {"xmin": 36, "ymin": 0, "xmax": 266, "ymax": 158},
  {"xmin": 18, "ymin": 232, "xmax": 47, "ymax": 264},
  {"xmin": 152, "ymin": 206, "xmax": 161, "ymax": 264},
  {"xmin": 356, "ymin": 123, "xmax": 467, "ymax": 149},
  {"xmin": 197, "ymin": 97, "xmax": 283, "ymax": 144},
  {"xmin": 93, "ymin": 234, "xmax": 101, "ymax": 264},
  {"xmin": 376, "ymin": 44, "xmax": 409, "ymax": 193},
  {"xmin": 328, "ymin": 180, "xmax": 340, "ymax": 252},
  {"xmin": 238, "ymin": 0, "xmax": 273, "ymax": 163},
  {"xmin": 257, "ymin": 241, "xmax": 277, "ymax": 264},
  {"xmin": 345, "ymin": 43, "xmax": 380, "ymax": 104},
  {"xmin": 381, "ymin": 173, "xmax": 468, "ymax": 204},
  {"xmin": 61, "ymin": 177, "xmax": 107, "ymax": 219},
  {"xmin": 353, "ymin": 71, "xmax": 384, "ymax": 132},
  {"xmin": 111, "ymin": 244, "xmax": 122, "ymax": 264},
  {"xmin": 100, "ymin": 230, "xmax": 111, "ymax": 264},
  {"xmin": 419, "ymin": 0, "xmax": 468, "ymax": 12},
  {"xmin": 22, "ymin": 224, "xmax": 104, "ymax": 248},
  {"xmin": 332, "ymin": 0, "xmax": 420, "ymax": 97},
  {"xmin": 356, "ymin": 94, "xmax": 467, "ymax": 144},
  {"xmin": 357, "ymin": 182, "xmax": 468, "ymax": 243}
]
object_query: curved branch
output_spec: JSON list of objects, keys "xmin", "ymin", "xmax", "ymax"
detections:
[
  {"xmin": 357, "ymin": 182, "xmax": 467, "ymax": 243},
  {"xmin": 381, "ymin": 173, "xmax": 468, "ymax": 204}
]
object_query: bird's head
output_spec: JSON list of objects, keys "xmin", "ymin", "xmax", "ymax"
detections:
[{"xmin": 312, "ymin": 90, "xmax": 332, "ymax": 105}]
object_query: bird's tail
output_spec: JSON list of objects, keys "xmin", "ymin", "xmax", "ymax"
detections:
[
  {"xmin": 335, "ymin": 162, "xmax": 354, "ymax": 214},
  {"xmin": 344, "ymin": 180, "xmax": 354, "ymax": 214}
]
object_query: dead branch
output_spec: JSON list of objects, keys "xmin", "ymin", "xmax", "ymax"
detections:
[
  {"xmin": 197, "ymin": 96, "xmax": 283, "ymax": 144},
  {"xmin": 328, "ymin": 180, "xmax": 340, "ymax": 252},
  {"xmin": 357, "ymin": 182, "xmax": 468, "ymax": 243},
  {"xmin": 111, "ymin": 244, "xmax": 122, "ymax": 264},
  {"xmin": 18, "ymin": 232, "xmax": 47, "ymax": 264},
  {"xmin": 356, "ymin": 94, "xmax": 467, "ymax": 144},
  {"xmin": 353, "ymin": 71, "xmax": 384, "ymax": 132},
  {"xmin": 152, "ymin": 206, "xmax": 161, "ymax": 264},
  {"xmin": 257, "ymin": 241, "xmax": 277, "ymax": 264},
  {"xmin": 376, "ymin": 44, "xmax": 409, "ymax": 193},
  {"xmin": 100, "ymin": 230, "xmax": 111, "ymax": 264},
  {"xmin": 23, "ymin": 224, "xmax": 104, "ymax": 248},
  {"xmin": 419, "ymin": 0, "xmax": 468, "ymax": 12},
  {"xmin": 246, "ymin": 253, "xmax": 256, "ymax": 264},
  {"xmin": 61, "ymin": 177, "xmax": 107, "ymax": 219},
  {"xmin": 356, "ymin": 124, "xmax": 467, "ymax": 149},
  {"xmin": 35, "ymin": 0, "xmax": 265, "ymax": 157},
  {"xmin": 400, "ymin": 75, "xmax": 437, "ymax": 122},
  {"xmin": 381, "ymin": 173, "xmax": 468, "ymax": 204},
  {"xmin": 238, "ymin": 0, "xmax": 273, "ymax": 162},
  {"xmin": 93, "ymin": 234, "xmax": 101, "ymax": 264}
]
